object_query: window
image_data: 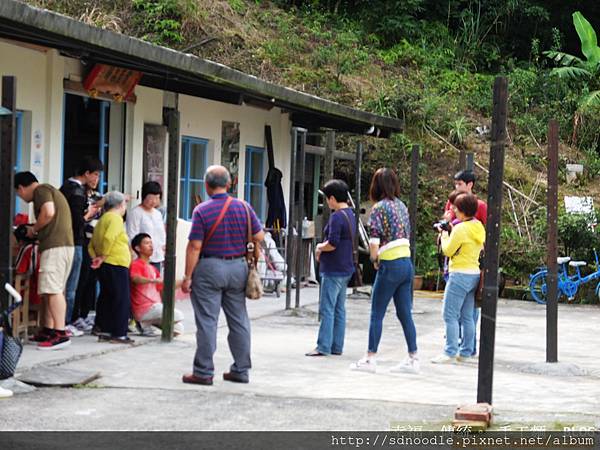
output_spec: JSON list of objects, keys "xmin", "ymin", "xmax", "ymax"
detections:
[
  {"xmin": 180, "ymin": 136, "xmax": 209, "ymax": 220},
  {"xmin": 244, "ymin": 146, "xmax": 265, "ymax": 221}
]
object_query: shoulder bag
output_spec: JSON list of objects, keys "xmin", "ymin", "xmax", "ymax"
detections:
[
  {"xmin": 340, "ymin": 209, "xmax": 363, "ymax": 288},
  {"xmin": 242, "ymin": 202, "xmax": 263, "ymax": 300}
]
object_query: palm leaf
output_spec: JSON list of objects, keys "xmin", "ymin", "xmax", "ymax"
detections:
[
  {"xmin": 544, "ymin": 50, "xmax": 584, "ymax": 67},
  {"xmin": 573, "ymin": 11, "xmax": 600, "ymax": 65},
  {"xmin": 550, "ymin": 66, "xmax": 592, "ymax": 80},
  {"xmin": 578, "ymin": 90, "xmax": 600, "ymax": 110}
]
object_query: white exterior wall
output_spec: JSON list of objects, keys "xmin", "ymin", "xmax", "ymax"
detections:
[
  {"xmin": 0, "ymin": 40, "xmax": 51, "ymax": 182},
  {"xmin": 178, "ymin": 94, "xmax": 291, "ymax": 202},
  {"xmin": 1, "ymin": 38, "xmax": 294, "ymax": 277}
]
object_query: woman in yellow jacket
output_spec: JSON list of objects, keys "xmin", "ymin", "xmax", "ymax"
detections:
[
  {"xmin": 89, "ymin": 191, "xmax": 134, "ymax": 344},
  {"xmin": 432, "ymin": 193, "xmax": 485, "ymax": 364}
]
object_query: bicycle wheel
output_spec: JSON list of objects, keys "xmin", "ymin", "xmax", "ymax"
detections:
[{"xmin": 529, "ymin": 271, "xmax": 548, "ymax": 304}]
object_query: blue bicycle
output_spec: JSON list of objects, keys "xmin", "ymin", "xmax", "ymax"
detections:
[{"xmin": 528, "ymin": 249, "xmax": 600, "ymax": 304}]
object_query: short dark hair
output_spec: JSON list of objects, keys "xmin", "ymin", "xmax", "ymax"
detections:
[
  {"xmin": 369, "ymin": 168, "xmax": 400, "ymax": 202},
  {"xmin": 14, "ymin": 171, "xmax": 38, "ymax": 189},
  {"xmin": 448, "ymin": 189, "xmax": 461, "ymax": 205},
  {"xmin": 454, "ymin": 193, "xmax": 479, "ymax": 218},
  {"xmin": 76, "ymin": 156, "xmax": 104, "ymax": 176},
  {"xmin": 322, "ymin": 179, "xmax": 349, "ymax": 203},
  {"xmin": 131, "ymin": 233, "xmax": 151, "ymax": 256},
  {"xmin": 454, "ymin": 170, "xmax": 476, "ymax": 186},
  {"xmin": 141, "ymin": 181, "xmax": 162, "ymax": 200}
]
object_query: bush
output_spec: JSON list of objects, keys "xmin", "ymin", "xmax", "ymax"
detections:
[{"xmin": 131, "ymin": 0, "xmax": 190, "ymax": 45}]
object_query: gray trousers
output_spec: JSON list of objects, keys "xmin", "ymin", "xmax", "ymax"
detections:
[{"xmin": 191, "ymin": 257, "xmax": 250, "ymax": 377}]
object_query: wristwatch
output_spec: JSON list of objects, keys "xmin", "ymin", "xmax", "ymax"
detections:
[{"xmin": 183, "ymin": 275, "xmax": 192, "ymax": 282}]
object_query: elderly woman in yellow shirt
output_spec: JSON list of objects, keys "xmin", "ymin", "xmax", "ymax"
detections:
[{"xmin": 89, "ymin": 191, "xmax": 134, "ymax": 344}]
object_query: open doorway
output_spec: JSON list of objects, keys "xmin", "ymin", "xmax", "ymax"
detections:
[{"xmin": 62, "ymin": 93, "xmax": 124, "ymax": 192}]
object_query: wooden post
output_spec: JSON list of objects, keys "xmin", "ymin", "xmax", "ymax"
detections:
[
  {"xmin": 409, "ymin": 145, "xmax": 420, "ymax": 268},
  {"xmin": 459, "ymin": 149, "xmax": 466, "ymax": 171},
  {"xmin": 354, "ymin": 141, "xmax": 363, "ymax": 242},
  {"xmin": 477, "ymin": 77, "xmax": 508, "ymax": 405},
  {"xmin": 323, "ymin": 130, "xmax": 335, "ymax": 225},
  {"xmin": 0, "ymin": 76, "xmax": 16, "ymax": 314},
  {"xmin": 295, "ymin": 129, "xmax": 307, "ymax": 309},
  {"xmin": 285, "ymin": 128, "xmax": 298, "ymax": 310},
  {"xmin": 546, "ymin": 119, "xmax": 559, "ymax": 363},
  {"xmin": 161, "ymin": 104, "xmax": 180, "ymax": 342},
  {"xmin": 466, "ymin": 152, "xmax": 474, "ymax": 172}
]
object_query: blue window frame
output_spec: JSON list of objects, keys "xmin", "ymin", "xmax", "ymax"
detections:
[
  {"xmin": 244, "ymin": 146, "xmax": 265, "ymax": 220},
  {"xmin": 180, "ymin": 136, "xmax": 209, "ymax": 220},
  {"xmin": 98, "ymin": 101, "xmax": 110, "ymax": 194}
]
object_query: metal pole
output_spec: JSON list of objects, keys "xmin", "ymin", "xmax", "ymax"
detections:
[
  {"xmin": 295, "ymin": 129, "xmax": 307, "ymax": 309},
  {"xmin": 161, "ymin": 103, "xmax": 180, "ymax": 342},
  {"xmin": 285, "ymin": 128, "xmax": 298, "ymax": 310},
  {"xmin": 0, "ymin": 76, "xmax": 16, "ymax": 315},
  {"xmin": 409, "ymin": 144, "xmax": 420, "ymax": 268},
  {"xmin": 477, "ymin": 76, "xmax": 508, "ymax": 405},
  {"xmin": 546, "ymin": 119, "xmax": 559, "ymax": 363}
]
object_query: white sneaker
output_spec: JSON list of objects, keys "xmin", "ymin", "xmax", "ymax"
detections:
[
  {"xmin": 73, "ymin": 318, "xmax": 92, "ymax": 332},
  {"xmin": 65, "ymin": 324, "xmax": 84, "ymax": 337},
  {"xmin": 431, "ymin": 354, "xmax": 457, "ymax": 364},
  {"xmin": 457, "ymin": 355, "xmax": 478, "ymax": 364},
  {"xmin": 390, "ymin": 356, "xmax": 420, "ymax": 374},
  {"xmin": 73, "ymin": 317, "xmax": 93, "ymax": 332},
  {"xmin": 349, "ymin": 357, "xmax": 377, "ymax": 373},
  {"xmin": 0, "ymin": 386, "xmax": 13, "ymax": 398}
]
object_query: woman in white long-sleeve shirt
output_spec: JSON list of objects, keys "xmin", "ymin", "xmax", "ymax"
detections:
[{"xmin": 126, "ymin": 181, "xmax": 166, "ymax": 272}]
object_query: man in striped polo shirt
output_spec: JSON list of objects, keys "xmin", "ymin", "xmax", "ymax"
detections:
[{"xmin": 182, "ymin": 165, "xmax": 264, "ymax": 386}]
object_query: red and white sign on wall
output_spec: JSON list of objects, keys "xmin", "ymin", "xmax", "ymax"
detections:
[{"xmin": 83, "ymin": 64, "xmax": 142, "ymax": 102}]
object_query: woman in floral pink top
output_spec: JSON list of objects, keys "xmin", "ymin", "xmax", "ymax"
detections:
[{"xmin": 350, "ymin": 168, "xmax": 419, "ymax": 374}]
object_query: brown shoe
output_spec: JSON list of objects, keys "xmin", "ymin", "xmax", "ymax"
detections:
[
  {"xmin": 182, "ymin": 373, "xmax": 213, "ymax": 386},
  {"xmin": 223, "ymin": 372, "xmax": 249, "ymax": 384}
]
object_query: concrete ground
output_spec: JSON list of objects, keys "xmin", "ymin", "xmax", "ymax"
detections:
[{"xmin": 1, "ymin": 288, "xmax": 599, "ymax": 431}]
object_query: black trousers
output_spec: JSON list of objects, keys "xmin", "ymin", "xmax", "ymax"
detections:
[
  {"xmin": 73, "ymin": 243, "xmax": 97, "ymax": 321},
  {"xmin": 96, "ymin": 263, "xmax": 130, "ymax": 337}
]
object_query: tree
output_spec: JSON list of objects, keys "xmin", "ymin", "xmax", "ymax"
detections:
[{"xmin": 545, "ymin": 11, "xmax": 600, "ymax": 111}]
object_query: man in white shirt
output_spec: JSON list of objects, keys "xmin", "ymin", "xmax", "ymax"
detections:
[{"xmin": 126, "ymin": 181, "xmax": 166, "ymax": 272}]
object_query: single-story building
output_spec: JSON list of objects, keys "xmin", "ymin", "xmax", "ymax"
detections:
[{"xmin": 0, "ymin": 0, "xmax": 402, "ymax": 282}]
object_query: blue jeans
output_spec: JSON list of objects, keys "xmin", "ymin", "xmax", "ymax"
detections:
[
  {"xmin": 65, "ymin": 245, "xmax": 83, "ymax": 323},
  {"xmin": 368, "ymin": 258, "xmax": 417, "ymax": 354},
  {"xmin": 443, "ymin": 272, "xmax": 480, "ymax": 357},
  {"xmin": 459, "ymin": 307, "xmax": 480, "ymax": 356},
  {"xmin": 317, "ymin": 274, "xmax": 352, "ymax": 355}
]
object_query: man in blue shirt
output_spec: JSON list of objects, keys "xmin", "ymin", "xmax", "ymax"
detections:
[{"xmin": 306, "ymin": 179, "xmax": 356, "ymax": 357}]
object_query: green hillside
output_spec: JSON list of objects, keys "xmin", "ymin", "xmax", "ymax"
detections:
[{"xmin": 24, "ymin": 0, "xmax": 600, "ymax": 299}]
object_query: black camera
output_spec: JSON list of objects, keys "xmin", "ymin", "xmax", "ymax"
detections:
[
  {"xmin": 433, "ymin": 219, "xmax": 451, "ymax": 232},
  {"xmin": 89, "ymin": 192, "xmax": 103, "ymax": 203}
]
